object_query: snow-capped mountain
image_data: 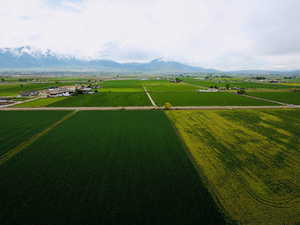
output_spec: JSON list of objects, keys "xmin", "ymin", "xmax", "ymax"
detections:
[
  {"xmin": 0, "ymin": 46, "xmax": 218, "ymax": 73},
  {"xmin": 0, "ymin": 46, "xmax": 78, "ymax": 68}
]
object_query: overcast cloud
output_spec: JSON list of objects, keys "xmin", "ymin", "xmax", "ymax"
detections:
[{"xmin": 0, "ymin": 0, "xmax": 299, "ymax": 70}]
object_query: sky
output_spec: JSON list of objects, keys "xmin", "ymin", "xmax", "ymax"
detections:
[{"xmin": 0, "ymin": 0, "xmax": 299, "ymax": 70}]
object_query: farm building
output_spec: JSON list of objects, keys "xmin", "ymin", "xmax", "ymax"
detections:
[
  {"xmin": 48, "ymin": 90, "xmax": 73, "ymax": 98},
  {"xmin": 76, "ymin": 86, "xmax": 96, "ymax": 94},
  {"xmin": 47, "ymin": 87, "xmax": 75, "ymax": 98}
]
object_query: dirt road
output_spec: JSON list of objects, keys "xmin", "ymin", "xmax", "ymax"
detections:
[
  {"xmin": 143, "ymin": 86, "xmax": 157, "ymax": 106},
  {"xmin": 0, "ymin": 96, "xmax": 42, "ymax": 108},
  {"xmin": 242, "ymin": 94, "xmax": 288, "ymax": 106}
]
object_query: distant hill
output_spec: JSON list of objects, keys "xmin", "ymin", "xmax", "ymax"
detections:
[{"xmin": 0, "ymin": 46, "xmax": 217, "ymax": 73}]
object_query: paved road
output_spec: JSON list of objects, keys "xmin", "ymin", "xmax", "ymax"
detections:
[{"xmin": 1, "ymin": 105, "xmax": 300, "ymax": 111}]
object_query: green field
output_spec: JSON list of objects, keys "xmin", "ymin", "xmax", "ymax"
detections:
[
  {"xmin": 103, "ymin": 79, "xmax": 143, "ymax": 88},
  {"xmin": 167, "ymin": 109, "xmax": 300, "ymax": 225},
  {"xmin": 145, "ymin": 82, "xmax": 198, "ymax": 92},
  {"xmin": 248, "ymin": 92, "xmax": 300, "ymax": 105},
  {"xmin": 0, "ymin": 111, "xmax": 68, "ymax": 156},
  {"xmin": 0, "ymin": 111, "xmax": 228, "ymax": 225},
  {"xmin": 13, "ymin": 97, "xmax": 68, "ymax": 107},
  {"xmin": 183, "ymin": 78, "xmax": 298, "ymax": 89},
  {"xmin": 101, "ymin": 87, "xmax": 144, "ymax": 92},
  {"xmin": 48, "ymin": 92, "xmax": 151, "ymax": 107},
  {"xmin": 150, "ymin": 92, "xmax": 276, "ymax": 106},
  {"xmin": 102, "ymin": 79, "xmax": 187, "ymax": 92},
  {"xmin": 277, "ymin": 82, "xmax": 300, "ymax": 87}
]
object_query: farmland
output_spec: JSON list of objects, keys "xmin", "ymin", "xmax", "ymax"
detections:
[
  {"xmin": 1, "ymin": 77, "xmax": 300, "ymax": 225},
  {"xmin": 0, "ymin": 82, "xmax": 73, "ymax": 96},
  {"xmin": 48, "ymin": 92, "xmax": 151, "ymax": 107},
  {"xmin": 4, "ymin": 78, "xmax": 294, "ymax": 108},
  {"xmin": 167, "ymin": 109, "xmax": 300, "ymax": 225},
  {"xmin": 0, "ymin": 111, "xmax": 228, "ymax": 225},
  {"xmin": 102, "ymin": 79, "xmax": 143, "ymax": 88},
  {"xmin": 12, "ymin": 97, "xmax": 67, "ymax": 107},
  {"xmin": 102, "ymin": 79, "xmax": 198, "ymax": 92},
  {"xmin": 150, "ymin": 92, "xmax": 277, "ymax": 106},
  {"xmin": 247, "ymin": 91, "xmax": 300, "ymax": 105},
  {"xmin": 183, "ymin": 78, "xmax": 299, "ymax": 89},
  {"xmin": 102, "ymin": 79, "xmax": 280, "ymax": 107},
  {"xmin": 101, "ymin": 87, "xmax": 144, "ymax": 92},
  {"xmin": 0, "ymin": 111, "xmax": 68, "ymax": 156},
  {"xmin": 144, "ymin": 81, "xmax": 198, "ymax": 92}
]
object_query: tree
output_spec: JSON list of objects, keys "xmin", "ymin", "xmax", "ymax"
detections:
[
  {"xmin": 74, "ymin": 89, "xmax": 84, "ymax": 96},
  {"xmin": 164, "ymin": 102, "xmax": 173, "ymax": 110},
  {"xmin": 254, "ymin": 76, "xmax": 266, "ymax": 80},
  {"xmin": 226, "ymin": 84, "xmax": 230, "ymax": 90},
  {"xmin": 175, "ymin": 77, "xmax": 182, "ymax": 83}
]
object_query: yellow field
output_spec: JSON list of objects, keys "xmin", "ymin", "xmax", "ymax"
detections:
[{"xmin": 166, "ymin": 109, "xmax": 300, "ymax": 225}]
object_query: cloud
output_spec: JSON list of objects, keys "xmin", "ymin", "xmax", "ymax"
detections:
[{"xmin": 0, "ymin": 0, "xmax": 299, "ymax": 70}]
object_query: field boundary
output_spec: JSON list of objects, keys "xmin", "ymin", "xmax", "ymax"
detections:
[
  {"xmin": 165, "ymin": 112, "xmax": 236, "ymax": 224},
  {"xmin": 1, "ymin": 105, "xmax": 300, "ymax": 111},
  {"xmin": 0, "ymin": 110, "xmax": 78, "ymax": 166},
  {"xmin": 143, "ymin": 86, "xmax": 157, "ymax": 106},
  {"xmin": 242, "ymin": 94, "xmax": 288, "ymax": 106}
]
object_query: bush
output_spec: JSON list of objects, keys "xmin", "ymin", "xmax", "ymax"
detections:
[
  {"xmin": 164, "ymin": 102, "xmax": 173, "ymax": 110},
  {"xmin": 237, "ymin": 89, "xmax": 246, "ymax": 95},
  {"xmin": 74, "ymin": 89, "xmax": 84, "ymax": 96}
]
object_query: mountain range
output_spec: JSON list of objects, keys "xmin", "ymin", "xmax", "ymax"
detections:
[
  {"xmin": 0, "ymin": 46, "xmax": 217, "ymax": 73},
  {"xmin": 0, "ymin": 46, "xmax": 299, "ymax": 75}
]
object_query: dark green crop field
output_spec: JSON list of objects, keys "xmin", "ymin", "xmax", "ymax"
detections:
[
  {"xmin": 0, "ymin": 111, "xmax": 68, "ymax": 156},
  {"xmin": 248, "ymin": 92, "xmax": 300, "ymax": 105},
  {"xmin": 0, "ymin": 111, "xmax": 227, "ymax": 225},
  {"xmin": 150, "ymin": 92, "xmax": 277, "ymax": 106},
  {"xmin": 48, "ymin": 92, "xmax": 151, "ymax": 107}
]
